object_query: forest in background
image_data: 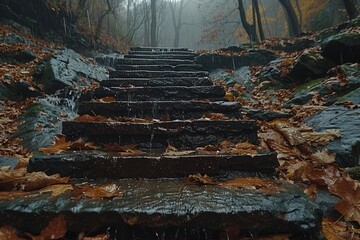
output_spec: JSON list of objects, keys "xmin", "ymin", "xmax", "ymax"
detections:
[{"xmin": 1, "ymin": 0, "xmax": 359, "ymax": 51}]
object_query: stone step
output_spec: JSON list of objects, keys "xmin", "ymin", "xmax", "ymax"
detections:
[
  {"xmin": 62, "ymin": 120, "xmax": 258, "ymax": 148},
  {"xmin": 109, "ymin": 70, "xmax": 208, "ymax": 79},
  {"xmin": 116, "ymin": 64, "xmax": 204, "ymax": 71},
  {"xmin": 81, "ymin": 86, "xmax": 226, "ymax": 101},
  {"xmin": 28, "ymin": 151, "xmax": 278, "ymax": 179},
  {"xmin": 130, "ymin": 46, "xmax": 191, "ymax": 52},
  {"xmin": 78, "ymin": 101, "xmax": 241, "ymax": 119},
  {"xmin": 125, "ymin": 54, "xmax": 195, "ymax": 60},
  {"xmin": 101, "ymin": 77, "xmax": 212, "ymax": 87},
  {"xmin": 0, "ymin": 178, "xmax": 321, "ymax": 238},
  {"xmin": 128, "ymin": 51, "xmax": 197, "ymax": 56},
  {"xmin": 117, "ymin": 58, "xmax": 194, "ymax": 66}
]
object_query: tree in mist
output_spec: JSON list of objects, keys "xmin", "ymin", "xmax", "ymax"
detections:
[
  {"xmin": 237, "ymin": 0, "xmax": 258, "ymax": 42},
  {"xmin": 343, "ymin": 0, "xmax": 359, "ymax": 19},
  {"xmin": 253, "ymin": 0, "xmax": 265, "ymax": 41},
  {"xmin": 169, "ymin": 0, "xmax": 188, "ymax": 47},
  {"xmin": 278, "ymin": 0, "xmax": 301, "ymax": 36},
  {"xmin": 151, "ymin": 0, "xmax": 157, "ymax": 47}
]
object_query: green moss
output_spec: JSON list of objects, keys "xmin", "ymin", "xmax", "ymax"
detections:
[
  {"xmin": 337, "ymin": 88, "xmax": 360, "ymax": 102},
  {"xmin": 295, "ymin": 78, "xmax": 324, "ymax": 94}
]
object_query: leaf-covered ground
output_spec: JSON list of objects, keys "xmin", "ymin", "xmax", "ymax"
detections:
[{"xmin": 1, "ymin": 21, "xmax": 360, "ymax": 239}]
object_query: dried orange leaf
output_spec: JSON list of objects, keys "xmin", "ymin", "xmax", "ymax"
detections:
[
  {"xmin": 304, "ymin": 184, "xmax": 317, "ymax": 199},
  {"xmin": 99, "ymin": 96, "xmax": 116, "ymax": 103},
  {"xmin": 274, "ymin": 124, "xmax": 306, "ymax": 146},
  {"xmin": 201, "ymin": 113, "xmax": 229, "ymax": 120},
  {"xmin": 0, "ymin": 225, "xmax": 24, "ymax": 240},
  {"xmin": 322, "ymin": 218, "xmax": 352, "ymax": 240},
  {"xmin": 69, "ymin": 138, "xmax": 100, "ymax": 150},
  {"xmin": 301, "ymin": 129, "xmax": 341, "ymax": 146},
  {"xmin": 21, "ymin": 172, "xmax": 69, "ymax": 191},
  {"xmin": 74, "ymin": 114, "xmax": 111, "ymax": 122},
  {"xmin": 38, "ymin": 136, "xmax": 71, "ymax": 155},
  {"xmin": 83, "ymin": 234, "xmax": 111, "ymax": 240},
  {"xmin": 0, "ymin": 191, "xmax": 31, "ymax": 200},
  {"xmin": 40, "ymin": 215, "xmax": 67, "ymax": 240},
  {"xmin": 73, "ymin": 183, "xmax": 124, "ymax": 200},
  {"xmin": 39, "ymin": 184, "xmax": 73, "ymax": 197},
  {"xmin": 311, "ymin": 149, "xmax": 336, "ymax": 164},
  {"xmin": 328, "ymin": 178, "xmax": 360, "ymax": 224}
]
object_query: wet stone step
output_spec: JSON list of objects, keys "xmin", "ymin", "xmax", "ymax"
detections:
[
  {"xmin": 28, "ymin": 151, "xmax": 279, "ymax": 179},
  {"xmin": 117, "ymin": 58, "xmax": 194, "ymax": 66},
  {"xmin": 81, "ymin": 86, "xmax": 226, "ymax": 102},
  {"xmin": 125, "ymin": 54, "xmax": 195, "ymax": 60},
  {"xmin": 130, "ymin": 46, "xmax": 191, "ymax": 52},
  {"xmin": 78, "ymin": 101, "xmax": 241, "ymax": 119},
  {"xmin": 0, "ymin": 178, "xmax": 322, "ymax": 238},
  {"xmin": 62, "ymin": 120, "xmax": 258, "ymax": 148},
  {"xmin": 109, "ymin": 70, "xmax": 208, "ymax": 79},
  {"xmin": 116, "ymin": 64, "xmax": 204, "ymax": 71},
  {"xmin": 128, "ymin": 51, "xmax": 197, "ymax": 56},
  {"xmin": 101, "ymin": 77, "xmax": 213, "ymax": 87}
]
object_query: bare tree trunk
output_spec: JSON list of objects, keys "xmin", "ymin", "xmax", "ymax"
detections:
[
  {"xmin": 343, "ymin": 0, "xmax": 359, "ymax": 19},
  {"xmin": 279, "ymin": 0, "xmax": 301, "ymax": 36},
  {"xmin": 150, "ymin": 0, "xmax": 157, "ymax": 47},
  {"xmin": 294, "ymin": 0, "xmax": 303, "ymax": 28},
  {"xmin": 94, "ymin": 0, "xmax": 112, "ymax": 43},
  {"xmin": 169, "ymin": 0, "xmax": 186, "ymax": 47},
  {"xmin": 237, "ymin": 0, "xmax": 258, "ymax": 42},
  {"xmin": 253, "ymin": 0, "xmax": 265, "ymax": 41}
]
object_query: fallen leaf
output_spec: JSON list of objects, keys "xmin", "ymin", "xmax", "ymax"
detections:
[
  {"xmin": 21, "ymin": 172, "xmax": 70, "ymax": 191},
  {"xmin": 301, "ymin": 129, "xmax": 341, "ymax": 146},
  {"xmin": 99, "ymin": 96, "xmax": 116, "ymax": 103},
  {"xmin": 201, "ymin": 113, "xmax": 229, "ymax": 120},
  {"xmin": 0, "ymin": 191, "xmax": 31, "ymax": 200},
  {"xmin": 83, "ymin": 234, "xmax": 111, "ymax": 240},
  {"xmin": 74, "ymin": 114, "xmax": 111, "ymax": 122},
  {"xmin": 274, "ymin": 124, "xmax": 306, "ymax": 146},
  {"xmin": 311, "ymin": 149, "xmax": 336, "ymax": 164},
  {"xmin": 322, "ymin": 218, "xmax": 355, "ymax": 240},
  {"xmin": 69, "ymin": 138, "xmax": 100, "ymax": 150},
  {"xmin": 304, "ymin": 184, "xmax": 317, "ymax": 199},
  {"xmin": 305, "ymin": 165, "xmax": 341, "ymax": 186},
  {"xmin": 0, "ymin": 225, "xmax": 24, "ymax": 240},
  {"xmin": 39, "ymin": 215, "xmax": 67, "ymax": 240},
  {"xmin": 72, "ymin": 183, "xmax": 124, "ymax": 200},
  {"xmin": 224, "ymin": 92, "xmax": 235, "ymax": 101},
  {"xmin": 328, "ymin": 178, "xmax": 360, "ymax": 224},
  {"xmin": 39, "ymin": 184, "xmax": 73, "ymax": 197},
  {"xmin": 38, "ymin": 136, "xmax": 71, "ymax": 155}
]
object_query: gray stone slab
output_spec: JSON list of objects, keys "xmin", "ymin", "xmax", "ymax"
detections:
[
  {"xmin": 62, "ymin": 120, "xmax": 259, "ymax": 148},
  {"xmin": 117, "ymin": 58, "xmax": 194, "ymax": 66},
  {"xmin": 130, "ymin": 47, "xmax": 191, "ymax": 52},
  {"xmin": 116, "ymin": 64, "xmax": 204, "ymax": 71},
  {"xmin": 0, "ymin": 179, "xmax": 321, "ymax": 237},
  {"xmin": 82, "ymin": 86, "xmax": 226, "ymax": 101},
  {"xmin": 109, "ymin": 70, "xmax": 208, "ymax": 79},
  {"xmin": 78, "ymin": 101, "xmax": 241, "ymax": 119},
  {"xmin": 306, "ymin": 105, "xmax": 360, "ymax": 167},
  {"xmin": 124, "ymin": 54, "xmax": 195, "ymax": 60},
  {"xmin": 28, "ymin": 151, "xmax": 278, "ymax": 179},
  {"xmin": 101, "ymin": 77, "xmax": 213, "ymax": 87}
]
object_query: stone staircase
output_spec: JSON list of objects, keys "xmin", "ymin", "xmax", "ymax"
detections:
[{"xmin": 0, "ymin": 47, "xmax": 321, "ymax": 239}]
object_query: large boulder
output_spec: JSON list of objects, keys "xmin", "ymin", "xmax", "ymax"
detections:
[
  {"xmin": 289, "ymin": 50, "xmax": 336, "ymax": 83},
  {"xmin": 306, "ymin": 105, "xmax": 360, "ymax": 167},
  {"xmin": 37, "ymin": 48, "xmax": 108, "ymax": 94},
  {"xmin": 196, "ymin": 50, "xmax": 277, "ymax": 71},
  {"xmin": 321, "ymin": 32, "xmax": 360, "ymax": 64}
]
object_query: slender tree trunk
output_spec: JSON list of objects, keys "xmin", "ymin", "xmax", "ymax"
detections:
[
  {"xmin": 169, "ymin": 0, "xmax": 186, "ymax": 47},
  {"xmin": 253, "ymin": 0, "xmax": 265, "ymax": 41},
  {"xmin": 279, "ymin": 0, "xmax": 301, "ymax": 36},
  {"xmin": 343, "ymin": 0, "xmax": 359, "ymax": 19},
  {"xmin": 150, "ymin": 0, "xmax": 157, "ymax": 47},
  {"xmin": 94, "ymin": 0, "xmax": 112, "ymax": 43},
  {"xmin": 294, "ymin": 0, "xmax": 303, "ymax": 28},
  {"xmin": 237, "ymin": 0, "xmax": 258, "ymax": 42}
]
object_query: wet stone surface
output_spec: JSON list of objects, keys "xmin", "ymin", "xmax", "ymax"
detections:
[
  {"xmin": 117, "ymin": 58, "xmax": 194, "ymax": 66},
  {"xmin": 28, "ymin": 151, "xmax": 278, "ymax": 179},
  {"xmin": 100, "ymin": 77, "xmax": 213, "ymax": 87},
  {"xmin": 62, "ymin": 120, "xmax": 259, "ymax": 149},
  {"xmin": 82, "ymin": 86, "xmax": 226, "ymax": 102},
  {"xmin": 109, "ymin": 70, "xmax": 208, "ymax": 79},
  {"xmin": 78, "ymin": 101, "xmax": 241, "ymax": 119},
  {"xmin": 0, "ymin": 179, "xmax": 321, "ymax": 237}
]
